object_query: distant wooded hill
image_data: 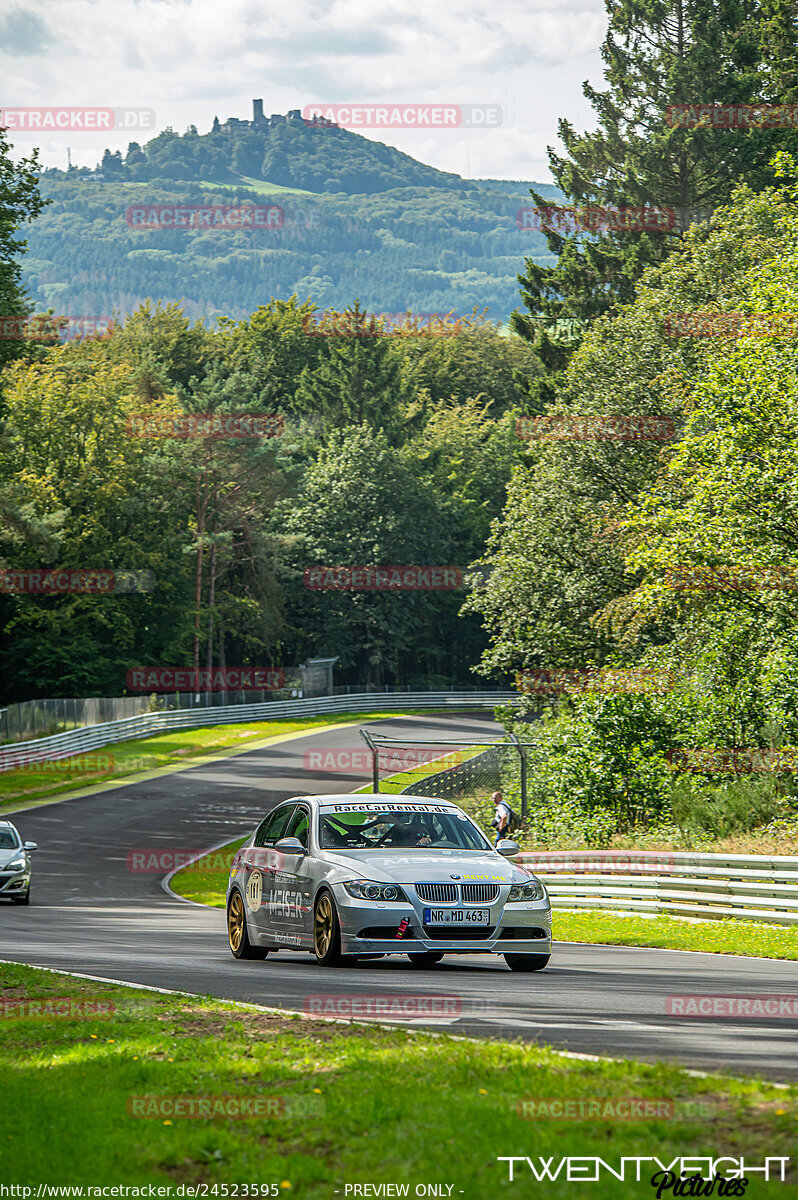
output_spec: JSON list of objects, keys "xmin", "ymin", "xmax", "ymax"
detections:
[{"xmin": 23, "ymin": 113, "xmax": 562, "ymax": 322}]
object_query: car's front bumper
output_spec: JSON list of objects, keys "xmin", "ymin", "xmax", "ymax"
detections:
[
  {"xmin": 335, "ymin": 888, "xmax": 552, "ymax": 955},
  {"xmin": 0, "ymin": 867, "xmax": 30, "ymax": 897}
]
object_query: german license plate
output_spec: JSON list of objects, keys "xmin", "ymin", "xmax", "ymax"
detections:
[{"xmin": 423, "ymin": 908, "xmax": 490, "ymax": 926}]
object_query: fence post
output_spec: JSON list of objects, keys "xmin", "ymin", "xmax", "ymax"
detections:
[
  {"xmin": 360, "ymin": 729, "xmax": 379, "ymax": 792},
  {"xmin": 508, "ymin": 733, "xmax": 527, "ymax": 820}
]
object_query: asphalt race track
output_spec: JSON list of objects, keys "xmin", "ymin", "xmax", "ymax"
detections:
[{"xmin": 1, "ymin": 712, "xmax": 797, "ymax": 1081}]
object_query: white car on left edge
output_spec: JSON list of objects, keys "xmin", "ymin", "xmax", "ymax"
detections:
[
  {"xmin": 0, "ymin": 820, "xmax": 37, "ymax": 905},
  {"xmin": 226, "ymin": 793, "xmax": 551, "ymax": 970}
]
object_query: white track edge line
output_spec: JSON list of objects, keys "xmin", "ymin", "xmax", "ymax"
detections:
[{"xmin": 0, "ymin": 958, "xmax": 790, "ymax": 1087}]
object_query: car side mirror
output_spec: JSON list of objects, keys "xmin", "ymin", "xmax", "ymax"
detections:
[
  {"xmin": 275, "ymin": 837, "xmax": 306, "ymax": 855},
  {"xmin": 23, "ymin": 842, "xmax": 38, "ymax": 852},
  {"xmin": 496, "ymin": 839, "xmax": 520, "ymax": 858}
]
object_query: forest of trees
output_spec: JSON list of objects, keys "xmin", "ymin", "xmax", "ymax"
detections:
[
  {"xmin": 5, "ymin": 0, "xmax": 798, "ymax": 845},
  {"xmin": 20, "ymin": 175, "xmax": 557, "ymax": 323},
  {"xmin": 0, "ymin": 290, "xmax": 541, "ymax": 702}
]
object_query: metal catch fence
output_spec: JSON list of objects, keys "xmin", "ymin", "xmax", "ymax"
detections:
[{"xmin": 0, "ymin": 691, "xmax": 518, "ymax": 772}]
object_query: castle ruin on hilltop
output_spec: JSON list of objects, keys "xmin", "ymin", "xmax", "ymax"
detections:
[{"xmin": 211, "ymin": 100, "xmax": 339, "ymax": 133}]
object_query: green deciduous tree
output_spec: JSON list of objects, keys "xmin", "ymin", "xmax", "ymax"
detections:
[
  {"xmin": 274, "ymin": 425, "xmax": 465, "ymax": 686},
  {"xmin": 513, "ymin": 0, "xmax": 798, "ymax": 381},
  {"xmin": 0, "ymin": 126, "xmax": 49, "ymax": 375}
]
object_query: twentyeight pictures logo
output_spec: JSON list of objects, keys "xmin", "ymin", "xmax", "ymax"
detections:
[{"xmin": 497, "ymin": 1155, "xmax": 790, "ymax": 1182}]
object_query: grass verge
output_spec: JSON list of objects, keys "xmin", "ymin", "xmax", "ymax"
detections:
[
  {"xmin": 0, "ymin": 713, "xmax": 412, "ymax": 813},
  {"xmin": 352, "ymin": 745, "xmax": 486, "ymax": 795},
  {"xmin": 170, "ymin": 838, "xmax": 247, "ymax": 906},
  {"xmin": 555, "ymin": 911, "xmax": 798, "ymax": 960},
  {"xmin": 1, "ymin": 960, "xmax": 795, "ymax": 1194}
]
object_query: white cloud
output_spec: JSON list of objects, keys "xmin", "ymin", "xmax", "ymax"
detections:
[{"xmin": 4, "ymin": 0, "xmax": 607, "ymax": 177}]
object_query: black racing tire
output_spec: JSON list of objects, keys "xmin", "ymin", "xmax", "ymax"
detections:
[
  {"xmin": 504, "ymin": 953, "xmax": 550, "ymax": 972},
  {"xmin": 406, "ymin": 952, "xmax": 444, "ymax": 967},
  {"xmin": 11, "ymin": 888, "xmax": 30, "ymax": 906},
  {"xmin": 313, "ymin": 890, "xmax": 350, "ymax": 967},
  {"xmin": 227, "ymin": 890, "xmax": 268, "ymax": 960}
]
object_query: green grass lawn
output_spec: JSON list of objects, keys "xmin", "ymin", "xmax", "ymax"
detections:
[
  {"xmin": 197, "ymin": 177, "xmax": 319, "ymax": 196},
  {"xmin": 0, "ymin": 713, "xmax": 412, "ymax": 813},
  {"xmin": 1, "ymin": 960, "xmax": 795, "ymax": 1194},
  {"xmin": 170, "ymin": 837, "xmax": 247, "ymax": 906},
  {"xmin": 555, "ymin": 911, "xmax": 798, "ymax": 960},
  {"xmin": 353, "ymin": 745, "xmax": 485, "ymax": 795}
]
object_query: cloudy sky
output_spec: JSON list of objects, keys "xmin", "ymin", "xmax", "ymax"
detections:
[{"xmin": 1, "ymin": 0, "xmax": 608, "ymax": 181}]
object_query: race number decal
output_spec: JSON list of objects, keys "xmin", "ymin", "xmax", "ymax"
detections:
[{"xmin": 246, "ymin": 869, "xmax": 263, "ymax": 912}]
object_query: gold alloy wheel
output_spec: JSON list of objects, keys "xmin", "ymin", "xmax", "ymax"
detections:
[
  {"xmin": 228, "ymin": 891, "xmax": 245, "ymax": 952},
  {"xmin": 314, "ymin": 893, "xmax": 334, "ymax": 957}
]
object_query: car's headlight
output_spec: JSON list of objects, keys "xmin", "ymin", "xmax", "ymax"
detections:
[
  {"xmin": 342, "ymin": 880, "xmax": 408, "ymax": 902},
  {"xmin": 5, "ymin": 857, "xmax": 26, "ymax": 873},
  {"xmin": 507, "ymin": 879, "xmax": 547, "ymax": 902}
]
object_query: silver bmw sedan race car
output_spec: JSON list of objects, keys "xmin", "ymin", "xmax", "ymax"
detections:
[
  {"xmin": 226, "ymin": 793, "xmax": 551, "ymax": 970},
  {"xmin": 0, "ymin": 819, "xmax": 37, "ymax": 905}
]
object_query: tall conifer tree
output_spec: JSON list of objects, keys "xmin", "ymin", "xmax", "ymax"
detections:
[{"xmin": 513, "ymin": 0, "xmax": 798, "ymax": 404}]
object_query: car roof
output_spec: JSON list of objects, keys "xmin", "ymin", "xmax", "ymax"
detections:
[{"xmin": 300, "ymin": 793, "xmax": 462, "ymax": 808}]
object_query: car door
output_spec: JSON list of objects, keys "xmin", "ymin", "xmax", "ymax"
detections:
[
  {"xmin": 271, "ymin": 804, "xmax": 313, "ymax": 945},
  {"xmin": 244, "ymin": 803, "xmax": 296, "ymax": 944}
]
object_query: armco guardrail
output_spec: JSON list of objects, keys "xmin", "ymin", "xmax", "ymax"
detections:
[
  {"xmin": 0, "ymin": 691, "xmax": 517, "ymax": 773},
  {"xmin": 519, "ymin": 849, "xmax": 798, "ymax": 926}
]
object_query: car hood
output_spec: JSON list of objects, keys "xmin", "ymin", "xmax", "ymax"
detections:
[
  {"xmin": 318, "ymin": 849, "xmax": 534, "ymax": 886},
  {"xmin": 0, "ymin": 846, "xmax": 23, "ymax": 868}
]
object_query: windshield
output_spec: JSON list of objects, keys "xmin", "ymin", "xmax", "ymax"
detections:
[
  {"xmin": 0, "ymin": 829, "xmax": 19, "ymax": 849},
  {"xmin": 319, "ymin": 807, "xmax": 492, "ymax": 852}
]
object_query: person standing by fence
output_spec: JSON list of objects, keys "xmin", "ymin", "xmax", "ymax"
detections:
[{"xmin": 491, "ymin": 790, "xmax": 511, "ymax": 844}]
